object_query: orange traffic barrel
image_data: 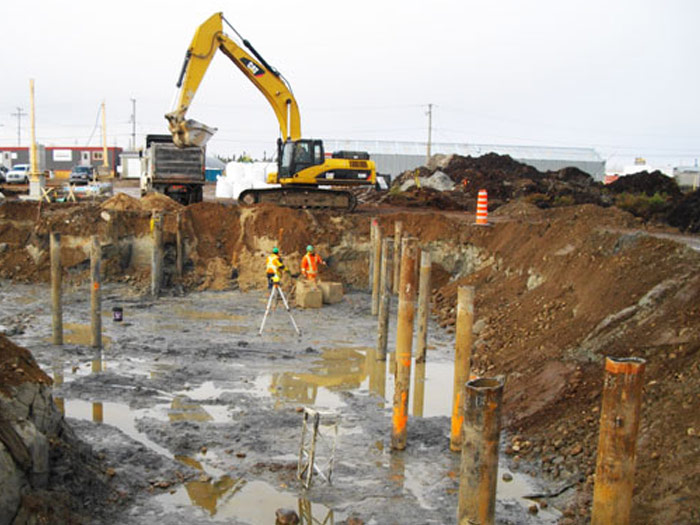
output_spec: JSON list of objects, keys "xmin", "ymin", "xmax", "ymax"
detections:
[{"xmin": 475, "ymin": 189, "xmax": 489, "ymax": 225}]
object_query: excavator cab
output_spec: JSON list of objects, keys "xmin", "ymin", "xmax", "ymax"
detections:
[{"xmin": 277, "ymin": 139, "xmax": 324, "ymax": 179}]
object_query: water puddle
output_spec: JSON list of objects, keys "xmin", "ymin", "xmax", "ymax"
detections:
[
  {"xmin": 172, "ymin": 306, "xmax": 246, "ymax": 323},
  {"xmin": 249, "ymin": 346, "xmax": 368, "ymax": 410},
  {"xmin": 168, "ymin": 396, "xmax": 214, "ymax": 422},
  {"xmin": 496, "ymin": 468, "xmax": 562, "ymax": 522},
  {"xmin": 59, "ymin": 399, "xmax": 172, "ymax": 457},
  {"xmin": 61, "ymin": 322, "xmax": 112, "ymax": 348},
  {"xmin": 157, "ymin": 479, "xmax": 336, "ymax": 523},
  {"xmin": 248, "ymin": 346, "xmax": 455, "ymax": 417},
  {"xmin": 387, "ymin": 453, "xmax": 560, "ymax": 523}
]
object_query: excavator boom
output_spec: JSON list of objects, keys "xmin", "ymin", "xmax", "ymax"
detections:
[{"xmin": 166, "ymin": 12, "xmax": 301, "ymax": 146}]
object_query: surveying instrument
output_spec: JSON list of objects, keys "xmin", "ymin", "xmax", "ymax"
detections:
[{"xmin": 259, "ymin": 279, "xmax": 301, "ymax": 337}]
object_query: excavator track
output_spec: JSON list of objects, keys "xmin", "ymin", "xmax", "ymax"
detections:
[{"xmin": 238, "ymin": 187, "xmax": 358, "ymax": 212}]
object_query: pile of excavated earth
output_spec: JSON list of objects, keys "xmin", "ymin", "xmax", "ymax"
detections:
[
  {"xmin": 1, "ymin": 153, "xmax": 699, "ymax": 524},
  {"xmin": 356, "ymin": 153, "xmax": 700, "ymax": 233}
]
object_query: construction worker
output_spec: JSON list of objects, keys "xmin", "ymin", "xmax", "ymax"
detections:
[
  {"xmin": 266, "ymin": 247, "xmax": 290, "ymax": 289},
  {"xmin": 301, "ymin": 245, "xmax": 325, "ymax": 282}
]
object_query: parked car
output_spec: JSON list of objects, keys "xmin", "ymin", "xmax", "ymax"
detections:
[
  {"xmin": 0, "ymin": 166, "xmax": 7, "ymax": 183},
  {"xmin": 69, "ymin": 165, "xmax": 95, "ymax": 185},
  {"xmin": 6, "ymin": 164, "xmax": 30, "ymax": 184}
]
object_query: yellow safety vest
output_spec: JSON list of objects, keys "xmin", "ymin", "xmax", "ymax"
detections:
[{"xmin": 266, "ymin": 254, "xmax": 283, "ymax": 275}]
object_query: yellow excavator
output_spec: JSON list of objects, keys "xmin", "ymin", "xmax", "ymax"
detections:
[{"xmin": 165, "ymin": 12, "xmax": 376, "ymax": 211}]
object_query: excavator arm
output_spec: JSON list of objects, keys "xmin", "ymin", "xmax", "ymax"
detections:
[{"xmin": 165, "ymin": 12, "xmax": 301, "ymax": 147}]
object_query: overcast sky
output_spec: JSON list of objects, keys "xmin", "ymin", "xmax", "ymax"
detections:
[{"xmin": 1, "ymin": 0, "xmax": 697, "ymax": 171}]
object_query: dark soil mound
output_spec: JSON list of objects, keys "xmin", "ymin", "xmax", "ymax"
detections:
[
  {"xmin": 607, "ymin": 170, "xmax": 682, "ymax": 197},
  {"xmin": 666, "ymin": 189, "xmax": 700, "ymax": 233},
  {"xmin": 441, "ymin": 153, "xmax": 543, "ymax": 201},
  {"xmin": 380, "ymin": 187, "xmax": 469, "ymax": 210},
  {"xmin": 387, "ymin": 153, "xmax": 607, "ymax": 210}
]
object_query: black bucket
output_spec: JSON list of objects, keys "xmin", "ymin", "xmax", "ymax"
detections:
[{"xmin": 112, "ymin": 306, "xmax": 123, "ymax": 322}]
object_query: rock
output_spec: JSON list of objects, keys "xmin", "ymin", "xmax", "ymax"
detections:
[
  {"xmin": 569, "ymin": 443, "xmax": 583, "ymax": 456},
  {"xmin": 426, "ymin": 171, "xmax": 456, "ymax": 191},
  {"xmin": 472, "ymin": 319, "xmax": 486, "ymax": 335},
  {"xmin": 318, "ymin": 281, "xmax": 343, "ymax": 304},
  {"xmin": 528, "ymin": 504, "xmax": 539, "ymax": 514},
  {"xmin": 295, "ymin": 281, "xmax": 323, "ymax": 309},
  {"xmin": 502, "ymin": 472, "xmax": 513, "ymax": 482},
  {"xmin": 275, "ymin": 508, "xmax": 300, "ymax": 524}
]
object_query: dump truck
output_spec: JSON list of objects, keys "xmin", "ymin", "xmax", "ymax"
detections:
[{"xmin": 140, "ymin": 134, "xmax": 205, "ymax": 205}]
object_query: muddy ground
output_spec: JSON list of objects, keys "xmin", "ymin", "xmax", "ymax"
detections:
[
  {"xmin": 1, "ymin": 183, "xmax": 699, "ymax": 524},
  {"xmin": 2, "ymin": 283, "xmax": 564, "ymax": 525}
]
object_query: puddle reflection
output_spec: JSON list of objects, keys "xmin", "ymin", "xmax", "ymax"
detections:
[
  {"xmin": 62, "ymin": 323, "xmax": 112, "ymax": 348},
  {"xmin": 257, "ymin": 345, "xmax": 453, "ymax": 417},
  {"xmin": 168, "ymin": 396, "xmax": 214, "ymax": 423},
  {"xmin": 158, "ymin": 479, "xmax": 335, "ymax": 522},
  {"xmin": 61, "ymin": 399, "xmax": 172, "ymax": 457}
]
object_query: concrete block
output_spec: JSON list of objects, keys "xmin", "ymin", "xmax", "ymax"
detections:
[
  {"xmin": 296, "ymin": 281, "xmax": 323, "ymax": 309},
  {"xmin": 318, "ymin": 282, "xmax": 343, "ymax": 304}
]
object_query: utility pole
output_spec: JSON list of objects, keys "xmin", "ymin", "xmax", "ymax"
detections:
[
  {"xmin": 101, "ymin": 101, "xmax": 109, "ymax": 175},
  {"xmin": 426, "ymin": 103, "xmax": 433, "ymax": 163},
  {"xmin": 130, "ymin": 98, "xmax": 136, "ymax": 150},
  {"xmin": 11, "ymin": 107, "xmax": 27, "ymax": 146}
]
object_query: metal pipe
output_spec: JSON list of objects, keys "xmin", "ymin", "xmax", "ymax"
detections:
[
  {"xmin": 591, "ymin": 356, "xmax": 646, "ymax": 525},
  {"xmin": 176, "ymin": 211, "xmax": 184, "ymax": 279},
  {"xmin": 371, "ymin": 220, "xmax": 382, "ymax": 315},
  {"xmin": 90, "ymin": 236, "xmax": 101, "ymax": 349},
  {"xmin": 151, "ymin": 212, "xmax": 163, "ymax": 297},
  {"xmin": 392, "ymin": 221, "xmax": 403, "ymax": 294},
  {"xmin": 451, "ymin": 286, "xmax": 475, "ymax": 451},
  {"xmin": 368, "ymin": 216, "xmax": 377, "ymax": 292},
  {"xmin": 391, "ymin": 237, "xmax": 418, "ymax": 450},
  {"xmin": 50, "ymin": 232, "xmax": 62, "ymax": 345},
  {"xmin": 377, "ymin": 238, "xmax": 393, "ymax": 361},
  {"xmin": 415, "ymin": 250, "xmax": 431, "ymax": 363},
  {"xmin": 457, "ymin": 377, "xmax": 504, "ymax": 525},
  {"xmin": 412, "ymin": 361, "xmax": 426, "ymax": 417}
]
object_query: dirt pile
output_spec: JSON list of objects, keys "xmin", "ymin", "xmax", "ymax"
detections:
[
  {"xmin": 0, "ymin": 335, "xmax": 118, "ymax": 524},
  {"xmin": 366, "ymin": 154, "xmax": 700, "ymax": 233},
  {"xmin": 606, "ymin": 170, "xmax": 683, "ymax": 197},
  {"xmin": 384, "ymin": 153, "xmax": 609, "ymax": 209},
  {"xmin": 0, "ymin": 333, "xmax": 52, "ymax": 394},
  {"xmin": 100, "ymin": 193, "xmax": 143, "ymax": 212},
  {"xmin": 667, "ymin": 189, "xmax": 700, "ymax": 233},
  {"xmin": 426, "ymin": 204, "xmax": 700, "ymax": 523},
  {"xmin": 139, "ymin": 192, "xmax": 184, "ymax": 213}
]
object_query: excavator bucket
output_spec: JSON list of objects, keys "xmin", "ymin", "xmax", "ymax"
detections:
[{"xmin": 166, "ymin": 114, "xmax": 218, "ymax": 148}]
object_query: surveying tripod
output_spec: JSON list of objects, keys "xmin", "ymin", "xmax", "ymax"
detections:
[{"xmin": 259, "ymin": 282, "xmax": 301, "ymax": 337}]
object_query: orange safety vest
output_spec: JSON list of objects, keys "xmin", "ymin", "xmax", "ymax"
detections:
[{"xmin": 301, "ymin": 252, "xmax": 323, "ymax": 280}]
